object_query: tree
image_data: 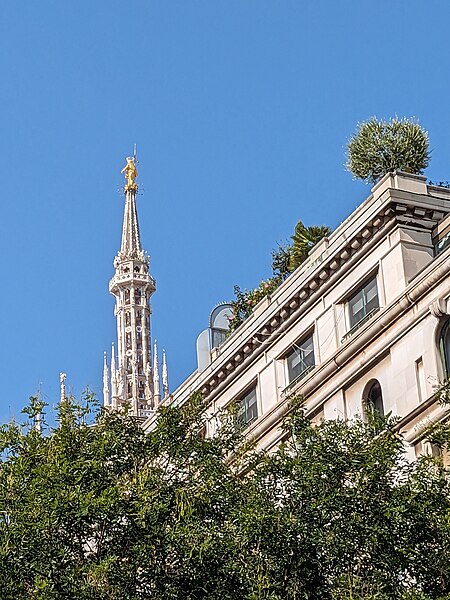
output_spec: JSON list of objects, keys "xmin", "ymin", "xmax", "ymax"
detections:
[
  {"xmin": 228, "ymin": 277, "xmax": 282, "ymax": 333},
  {"xmin": 289, "ymin": 221, "xmax": 332, "ymax": 271},
  {"xmin": 271, "ymin": 243, "xmax": 293, "ymax": 282},
  {"xmin": 0, "ymin": 393, "xmax": 252, "ymax": 599},
  {"xmin": 2, "ymin": 393, "xmax": 450, "ymax": 599},
  {"xmin": 346, "ymin": 117, "xmax": 430, "ymax": 184},
  {"xmin": 261, "ymin": 402, "xmax": 450, "ymax": 599}
]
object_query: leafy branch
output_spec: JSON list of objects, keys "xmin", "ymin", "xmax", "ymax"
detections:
[{"xmin": 228, "ymin": 221, "xmax": 331, "ymax": 332}]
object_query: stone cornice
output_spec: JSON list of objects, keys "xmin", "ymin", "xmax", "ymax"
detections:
[
  {"xmin": 143, "ymin": 174, "xmax": 450, "ymax": 430},
  {"xmin": 194, "ymin": 193, "xmax": 448, "ymax": 399}
]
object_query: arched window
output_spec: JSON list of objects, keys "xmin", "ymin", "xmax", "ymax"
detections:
[
  {"xmin": 440, "ymin": 320, "xmax": 450, "ymax": 377},
  {"xmin": 363, "ymin": 380, "xmax": 384, "ymax": 417}
]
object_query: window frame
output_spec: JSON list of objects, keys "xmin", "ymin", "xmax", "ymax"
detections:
[
  {"xmin": 284, "ymin": 332, "xmax": 316, "ymax": 386},
  {"xmin": 439, "ymin": 319, "xmax": 450, "ymax": 378},
  {"xmin": 235, "ymin": 384, "xmax": 258, "ymax": 429},
  {"xmin": 341, "ymin": 274, "xmax": 380, "ymax": 342},
  {"xmin": 347, "ymin": 276, "xmax": 379, "ymax": 329}
]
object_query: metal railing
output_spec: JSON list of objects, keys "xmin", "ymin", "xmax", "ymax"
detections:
[
  {"xmin": 282, "ymin": 364, "xmax": 315, "ymax": 397},
  {"xmin": 341, "ymin": 307, "xmax": 380, "ymax": 343}
]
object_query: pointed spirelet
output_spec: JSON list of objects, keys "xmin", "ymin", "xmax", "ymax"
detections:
[
  {"xmin": 153, "ymin": 339, "xmax": 161, "ymax": 404},
  {"xmin": 35, "ymin": 411, "xmax": 42, "ymax": 433},
  {"xmin": 162, "ymin": 349, "xmax": 169, "ymax": 398},
  {"xmin": 34, "ymin": 385, "xmax": 43, "ymax": 433},
  {"xmin": 119, "ymin": 158, "xmax": 143, "ymax": 259},
  {"xmin": 103, "ymin": 352, "xmax": 110, "ymax": 407},
  {"xmin": 145, "ymin": 361, "xmax": 154, "ymax": 409},
  {"xmin": 110, "ymin": 343, "xmax": 117, "ymax": 404},
  {"xmin": 59, "ymin": 372, "xmax": 67, "ymax": 404}
]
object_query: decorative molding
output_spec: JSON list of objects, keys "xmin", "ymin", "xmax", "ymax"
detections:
[
  {"xmin": 195, "ymin": 197, "xmax": 449, "ymax": 401},
  {"xmin": 429, "ymin": 298, "xmax": 449, "ymax": 319}
]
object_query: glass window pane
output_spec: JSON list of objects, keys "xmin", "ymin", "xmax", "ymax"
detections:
[
  {"xmin": 246, "ymin": 391, "xmax": 258, "ymax": 422},
  {"xmin": 287, "ymin": 335, "xmax": 315, "ymax": 383},
  {"xmin": 348, "ymin": 278, "xmax": 379, "ymax": 328},
  {"xmin": 365, "ymin": 279, "xmax": 378, "ymax": 303},
  {"xmin": 350, "ymin": 296, "xmax": 364, "ymax": 316},
  {"xmin": 237, "ymin": 386, "xmax": 258, "ymax": 427},
  {"xmin": 212, "ymin": 329, "xmax": 227, "ymax": 348},
  {"xmin": 366, "ymin": 294, "xmax": 379, "ymax": 313},
  {"xmin": 367, "ymin": 381, "xmax": 384, "ymax": 416}
]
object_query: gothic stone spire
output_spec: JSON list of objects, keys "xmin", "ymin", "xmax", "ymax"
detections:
[
  {"xmin": 162, "ymin": 349, "xmax": 169, "ymax": 399},
  {"xmin": 108, "ymin": 157, "xmax": 156, "ymax": 418},
  {"xmin": 103, "ymin": 352, "xmax": 110, "ymax": 407}
]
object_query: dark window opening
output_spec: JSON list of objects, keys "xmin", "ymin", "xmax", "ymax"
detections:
[
  {"xmin": 365, "ymin": 380, "xmax": 384, "ymax": 417},
  {"xmin": 286, "ymin": 334, "xmax": 315, "ymax": 383},
  {"xmin": 440, "ymin": 320, "xmax": 450, "ymax": 377},
  {"xmin": 237, "ymin": 386, "xmax": 258, "ymax": 428},
  {"xmin": 348, "ymin": 277, "xmax": 379, "ymax": 329}
]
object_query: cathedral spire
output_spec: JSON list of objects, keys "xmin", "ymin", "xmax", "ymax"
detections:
[
  {"xmin": 118, "ymin": 156, "xmax": 143, "ymax": 259},
  {"xmin": 108, "ymin": 155, "xmax": 156, "ymax": 418},
  {"xmin": 153, "ymin": 339, "xmax": 161, "ymax": 405},
  {"xmin": 103, "ymin": 352, "xmax": 110, "ymax": 407},
  {"xmin": 162, "ymin": 349, "xmax": 169, "ymax": 398}
]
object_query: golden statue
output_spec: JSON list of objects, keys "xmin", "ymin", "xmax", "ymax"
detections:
[{"xmin": 121, "ymin": 156, "xmax": 138, "ymax": 190}]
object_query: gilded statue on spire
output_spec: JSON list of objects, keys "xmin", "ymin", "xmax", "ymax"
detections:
[{"xmin": 121, "ymin": 156, "xmax": 138, "ymax": 191}]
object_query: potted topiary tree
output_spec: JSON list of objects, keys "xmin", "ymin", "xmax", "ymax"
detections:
[{"xmin": 346, "ymin": 116, "xmax": 430, "ymax": 184}]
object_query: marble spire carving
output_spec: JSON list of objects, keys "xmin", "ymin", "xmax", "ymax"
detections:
[{"xmin": 103, "ymin": 156, "xmax": 169, "ymax": 418}]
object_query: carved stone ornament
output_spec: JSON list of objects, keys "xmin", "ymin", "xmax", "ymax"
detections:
[{"xmin": 429, "ymin": 298, "xmax": 449, "ymax": 319}]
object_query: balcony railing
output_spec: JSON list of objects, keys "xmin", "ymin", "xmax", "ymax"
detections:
[
  {"xmin": 341, "ymin": 307, "xmax": 380, "ymax": 343},
  {"xmin": 282, "ymin": 364, "xmax": 315, "ymax": 397}
]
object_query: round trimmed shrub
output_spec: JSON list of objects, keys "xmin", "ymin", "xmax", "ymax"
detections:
[{"xmin": 346, "ymin": 117, "xmax": 430, "ymax": 184}]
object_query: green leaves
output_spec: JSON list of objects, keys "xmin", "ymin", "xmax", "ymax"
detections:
[
  {"xmin": 228, "ymin": 277, "xmax": 282, "ymax": 332},
  {"xmin": 289, "ymin": 221, "xmax": 332, "ymax": 271},
  {"xmin": 2, "ymin": 394, "xmax": 450, "ymax": 598},
  {"xmin": 346, "ymin": 116, "xmax": 430, "ymax": 184},
  {"xmin": 228, "ymin": 221, "xmax": 331, "ymax": 332}
]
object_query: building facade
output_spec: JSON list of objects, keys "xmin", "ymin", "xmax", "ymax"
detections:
[{"xmin": 143, "ymin": 171, "xmax": 450, "ymax": 459}]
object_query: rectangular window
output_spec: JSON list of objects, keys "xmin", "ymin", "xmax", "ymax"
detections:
[
  {"xmin": 286, "ymin": 334, "xmax": 315, "ymax": 384},
  {"xmin": 237, "ymin": 386, "xmax": 258, "ymax": 428},
  {"xmin": 348, "ymin": 277, "xmax": 379, "ymax": 329},
  {"xmin": 211, "ymin": 329, "xmax": 227, "ymax": 349},
  {"xmin": 415, "ymin": 357, "xmax": 427, "ymax": 403}
]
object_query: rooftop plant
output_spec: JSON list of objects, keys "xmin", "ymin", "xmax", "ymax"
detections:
[
  {"xmin": 346, "ymin": 116, "xmax": 430, "ymax": 184},
  {"xmin": 228, "ymin": 220, "xmax": 331, "ymax": 332},
  {"xmin": 289, "ymin": 221, "xmax": 332, "ymax": 271}
]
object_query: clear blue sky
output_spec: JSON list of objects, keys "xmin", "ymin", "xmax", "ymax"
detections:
[{"xmin": 1, "ymin": 0, "xmax": 450, "ymax": 423}]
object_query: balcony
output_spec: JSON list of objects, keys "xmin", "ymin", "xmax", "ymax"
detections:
[
  {"xmin": 282, "ymin": 364, "xmax": 315, "ymax": 398},
  {"xmin": 341, "ymin": 307, "xmax": 380, "ymax": 343}
]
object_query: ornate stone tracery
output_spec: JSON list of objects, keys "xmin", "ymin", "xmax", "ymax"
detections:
[{"xmin": 103, "ymin": 158, "xmax": 169, "ymax": 417}]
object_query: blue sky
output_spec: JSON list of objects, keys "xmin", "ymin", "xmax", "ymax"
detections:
[{"xmin": 1, "ymin": 1, "xmax": 450, "ymax": 423}]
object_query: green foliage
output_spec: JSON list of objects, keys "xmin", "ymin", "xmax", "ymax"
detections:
[
  {"xmin": 228, "ymin": 222, "xmax": 331, "ymax": 333},
  {"xmin": 346, "ymin": 117, "xmax": 430, "ymax": 184},
  {"xmin": 0, "ymin": 392, "xmax": 248, "ymax": 599},
  {"xmin": 271, "ymin": 243, "xmax": 293, "ymax": 281},
  {"xmin": 422, "ymin": 379, "xmax": 450, "ymax": 450},
  {"xmin": 2, "ymin": 394, "xmax": 450, "ymax": 598},
  {"xmin": 228, "ymin": 277, "xmax": 282, "ymax": 333},
  {"xmin": 289, "ymin": 220, "xmax": 332, "ymax": 271}
]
